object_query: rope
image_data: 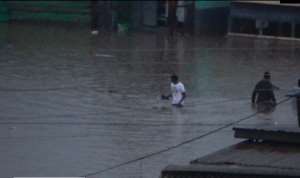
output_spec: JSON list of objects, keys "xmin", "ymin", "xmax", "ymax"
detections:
[{"xmin": 81, "ymin": 97, "xmax": 291, "ymax": 177}]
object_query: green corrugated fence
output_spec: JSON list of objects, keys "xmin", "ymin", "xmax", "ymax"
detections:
[
  {"xmin": 196, "ymin": 0, "xmax": 230, "ymax": 10},
  {"xmin": 0, "ymin": 0, "xmax": 9, "ymax": 22},
  {"xmin": 6, "ymin": 1, "xmax": 90, "ymax": 22}
]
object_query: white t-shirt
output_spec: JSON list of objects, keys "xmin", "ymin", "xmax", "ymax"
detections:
[{"xmin": 171, "ymin": 82, "xmax": 186, "ymax": 104}]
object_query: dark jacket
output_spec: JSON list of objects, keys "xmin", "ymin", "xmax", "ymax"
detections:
[{"xmin": 252, "ymin": 79, "xmax": 276, "ymax": 104}]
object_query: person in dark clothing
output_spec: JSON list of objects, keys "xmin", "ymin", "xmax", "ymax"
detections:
[
  {"xmin": 168, "ymin": 0, "xmax": 178, "ymax": 37},
  {"xmin": 90, "ymin": 0, "xmax": 100, "ymax": 35},
  {"xmin": 252, "ymin": 72, "xmax": 278, "ymax": 113},
  {"xmin": 286, "ymin": 79, "xmax": 300, "ymax": 126}
]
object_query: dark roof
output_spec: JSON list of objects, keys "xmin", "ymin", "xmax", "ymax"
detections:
[
  {"xmin": 162, "ymin": 140, "xmax": 300, "ymax": 177},
  {"xmin": 163, "ymin": 164, "xmax": 300, "ymax": 178},
  {"xmin": 161, "ymin": 127, "xmax": 300, "ymax": 177},
  {"xmin": 233, "ymin": 126, "xmax": 300, "ymax": 144},
  {"xmin": 190, "ymin": 141, "xmax": 300, "ymax": 175}
]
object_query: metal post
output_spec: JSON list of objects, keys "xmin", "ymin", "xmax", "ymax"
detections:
[
  {"xmin": 297, "ymin": 96, "xmax": 300, "ymax": 127},
  {"xmin": 292, "ymin": 21, "xmax": 296, "ymax": 38},
  {"xmin": 227, "ymin": 16, "xmax": 232, "ymax": 34}
]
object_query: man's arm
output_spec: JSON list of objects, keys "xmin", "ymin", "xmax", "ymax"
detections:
[
  {"xmin": 271, "ymin": 91, "xmax": 276, "ymax": 104},
  {"xmin": 272, "ymin": 84, "xmax": 280, "ymax": 91},
  {"xmin": 161, "ymin": 94, "xmax": 172, "ymax": 100},
  {"xmin": 287, "ymin": 92, "xmax": 300, "ymax": 98},
  {"xmin": 251, "ymin": 87, "xmax": 257, "ymax": 104},
  {"xmin": 178, "ymin": 92, "xmax": 186, "ymax": 105}
]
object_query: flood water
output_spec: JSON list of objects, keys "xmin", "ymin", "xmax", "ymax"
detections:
[{"xmin": 0, "ymin": 22, "xmax": 300, "ymax": 178}]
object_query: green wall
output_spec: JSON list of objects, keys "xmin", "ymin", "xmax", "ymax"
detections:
[
  {"xmin": 0, "ymin": 0, "xmax": 8, "ymax": 22},
  {"xmin": 6, "ymin": 1, "xmax": 90, "ymax": 22},
  {"xmin": 1, "ymin": 1, "xmax": 231, "ymax": 24},
  {"xmin": 196, "ymin": 0, "xmax": 230, "ymax": 10}
]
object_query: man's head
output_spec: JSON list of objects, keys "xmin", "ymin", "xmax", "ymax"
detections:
[
  {"xmin": 171, "ymin": 74, "xmax": 178, "ymax": 84},
  {"xmin": 263, "ymin": 71, "xmax": 271, "ymax": 80}
]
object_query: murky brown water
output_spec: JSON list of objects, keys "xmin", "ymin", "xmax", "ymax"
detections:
[{"xmin": 0, "ymin": 22, "xmax": 300, "ymax": 178}]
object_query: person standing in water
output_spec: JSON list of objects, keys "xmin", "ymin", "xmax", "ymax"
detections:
[
  {"xmin": 162, "ymin": 75, "xmax": 186, "ymax": 107},
  {"xmin": 252, "ymin": 72, "xmax": 279, "ymax": 113},
  {"xmin": 287, "ymin": 79, "xmax": 300, "ymax": 126}
]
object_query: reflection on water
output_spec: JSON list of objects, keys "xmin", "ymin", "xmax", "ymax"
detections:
[{"xmin": 0, "ymin": 22, "xmax": 300, "ymax": 178}]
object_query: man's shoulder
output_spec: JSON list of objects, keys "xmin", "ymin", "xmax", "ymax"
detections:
[
  {"xmin": 177, "ymin": 82, "xmax": 185, "ymax": 87},
  {"xmin": 177, "ymin": 82, "xmax": 186, "ymax": 92},
  {"xmin": 257, "ymin": 80, "xmax": 271, "ymax": 86},
  {"xmin": 255, "ymin": 80, "xmax": 274, "ymax": 91}
]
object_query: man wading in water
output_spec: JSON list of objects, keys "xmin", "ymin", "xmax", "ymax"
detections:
[
  {"xmin": 162, "ymin": 75, "xmax": 186, "ymax": 107},
  {"xmin": 252, "ymin": 72, "xmax": 279, "ymax": 113}
]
